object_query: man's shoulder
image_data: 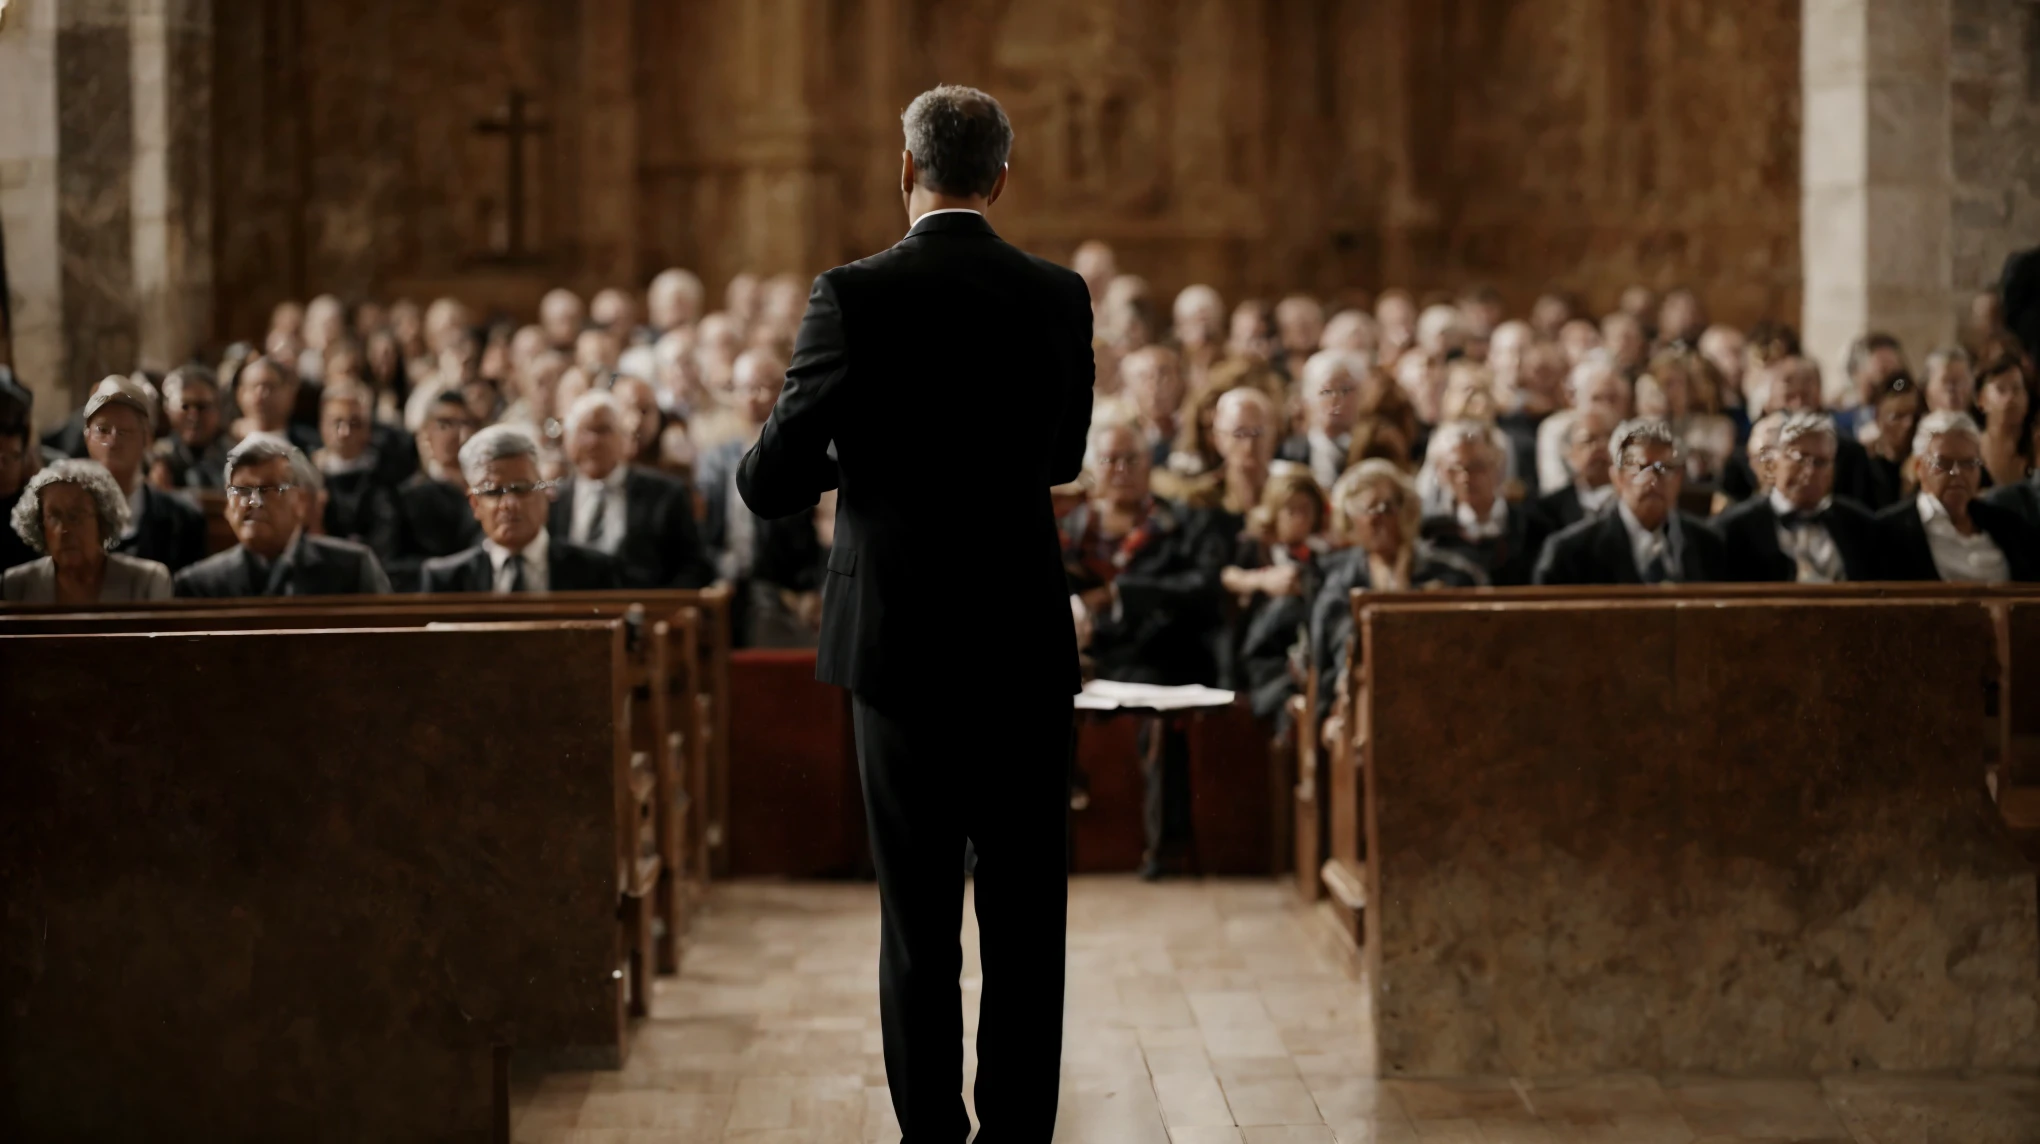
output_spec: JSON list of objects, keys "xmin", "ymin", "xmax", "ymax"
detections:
[
  {"xmin": 304, "ymin": 533, "xmax": 378, "ymax": 564},
  {"xmin": 625, "ymin": 464, "xmax": 688, "ymax": 498},
  {"xmin": 1549, "ymin": 511, "xmax": 1610, "ymax": 548},
  {"xmin": 173, "ymin": 547, "xmax": 243, "ymax": 591},
  {"xmin": 1714, "ymin": 495, "xmax": 1771, "ymax": 531},
  {"xmin": 1677, "ymin": 512, "xmax": 1728, "ymax": 550},
  {"xmin": 421, "ymin": 545, "xmax": 484, "ymax": 575},
  {"xmin": 146, "ymin": 484, "xmax": 204, "ymax": 522}
]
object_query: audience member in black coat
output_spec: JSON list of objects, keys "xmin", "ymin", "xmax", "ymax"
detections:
[
  {"xmin": 698, "ymin": 350, "xmax": 790, "ymax": 643},
  {"xmin": 1418, "ymin": 420, "xmax": 1545, "ymax": 586},
  {"xmin": 1065, "ymin": 423, "xmax": 1230, "ymax": 878},
  {"xmin": 748, "ymin": 489, "xmax": 835, "ymax": 648},
  {"xmin": 1985, "ymin": 472, "xmax": 2040, "ymax": 528},
  {"xmin": 1764, "ymin": 354, "xmax": 1880, "ymax": 505},
  {"xmin": 1530, "ymin": 408, "xmax": 1618, "ymax": 533},
  {"xmin": 1859, "ymin": 373, "xmax": 1924, "ymax": 512},
  {"xmin": 1713, "ymin": 412, "xmax": 1881, "ymax": 583},
  {"xmin": 147, "ymin": 364, "xmax": 233, "ymax": 490},
  {"xmin": 229, "ymin": 354, "xmax": 324, "ymax": 457},
  {"xmin": 1534, "ymin": 417, "xmax": 1728, "ymax": 584},
  {"xmin": 420, "ymin": 424, "xmax": 622, "ymax": 594},
  {"xmin": 1873, "ymin": 410, "xmax": 2040, "ymax": 582},
  {"xmin": 313, "ymin": 380, "xmax": 399, "ymax": 558},
  {"xmin": 1219, "ymin": 466, "xmax": 1329, "ymax": 727},
  {"xmin": 387, "ymin": 390, "xmax": 482, "ymax": 591},
  {"xmin": 80, "ymin": 374, "xmax": 208, "ymax": 573},
  {"xmin": 548, "ymin": 390, "xmax": 714, "ymax": 590},
  {"xmin": 0, "ymin": 420, "xmax": 36, "ymax": 572},
  {"xmin": 1309, "ymin": 459, "xmax": 1487, "ymax": 726},
  {"xmin": 173, "ymin": 435, "xmax": 392, "ymax": 597}
]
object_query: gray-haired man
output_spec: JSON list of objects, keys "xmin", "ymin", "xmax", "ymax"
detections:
[
  {"xmin": 1534, "ymin": 417, "xmax": 1727, "ymax": 584},
  {"xmin": 1713, "ymin": 412, "xmax": 1879, "ymax": 582},
  {"xmin": 419, "ymin": 423, "xmax": 620, "ymax": 594},
  {"xmin": 173, "ymin": 434, "xmax": 392, "ymax": 597}
]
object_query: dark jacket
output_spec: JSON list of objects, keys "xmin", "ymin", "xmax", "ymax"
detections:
[
  {"xmin": 116, "ymin": 484, "xmax": 209, "ymax": 573},
  {"xmin": 1872, "ymin": 496, "xmax": 2040, "ymax": 582},
  {"xmin": 0, "ymin": 488, "xmax": 35, "ymax": 573},
  {"xmin": 173, "ymin": 532, "xmax": 392, "ymax": 597},
  {"xmin": 417, "ymin": 538, "xmax": 622, "ymax": 594},
  {"xmin": 548, "ymin": 466, "xmax": 715, "ymax": 590},
  {"xmin": 321, "ymin": 465, "xmax": 399, "ymax": 559},
  {"xmin": 1984, "ymin": 475, "xmax": 2040, "ymax": 529},
  {"xmin": 735, "ymin": 210, "xmax": 1095, "ymax": 702},
  {"xmin": 1228, "ymin": 537, "xmax": 1327, "ymax": 721},
  {"xmin": 1529, "ymin": 483, "xmax": 1612, "ymax": 535},
  {"xmin": 696, "ymin": 437, "xmax": 750, "ymax": 571},
  {"xmin": 388, "ymin": 473, "xmax": 481, "ymax": 592},
  {"xmin": 1419, "ymin": 500, "xmax": 1545, "ymax": 587},
  {"xmin": 1307, "ymin": 542, "xmax": 1486, "ymax": 721},
  {"xmin": 1713, "ymin": 494, "xmax": 1881, "ymax": 582},
  {"xmin": 1061, "ymin": 499, "xmax": 1231, "ymax": 688},
  {"xmin": 1532, "ymin": 509, "xmax": 1728, "ymax": 585},
  {"xmin": 1720, "ymin": 430, "xmax": 1881, "ymax": 509}
]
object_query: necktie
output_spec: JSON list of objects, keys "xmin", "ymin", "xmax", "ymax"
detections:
[
  {"xmin": 1642, "ymin": 552, "xmax": 1671, "ymax": 584},
  {"xmin": 586, "ymin": 490, "xmax": 608, "ymax": 547},
  {"xmin": 509, "ymin": 554, "xmax": 528, "ymax": 593}
]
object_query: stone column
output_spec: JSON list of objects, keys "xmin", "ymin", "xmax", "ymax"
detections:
[
  {"xmin": 131, "ymin": 0, "xmax": 212, "ymax": 372},
  {"xmin": 1802, "ymin": 0, "xmax": 1953, "ymax": 403},
  {"xmin": 0, "ymin": 0, "xmax": 66, "ymax": 421}
]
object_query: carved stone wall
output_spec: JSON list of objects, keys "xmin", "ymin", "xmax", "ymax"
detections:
[
  {"xmin": 207, "ymin": 0, "xmax": 1803, "ymax": 339},
  {"xmin": 1949, "ymin": 0, "xmax": 2040, "ymax": 307}
]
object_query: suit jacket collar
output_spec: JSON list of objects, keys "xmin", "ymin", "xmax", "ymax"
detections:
[
  {"xmin": 904, "ymin": 210, "xmax": 997, "ymax": 241},
  {"xmin": 1591, "ymin": 512, "xmax": 1645, "ymax": 584}
]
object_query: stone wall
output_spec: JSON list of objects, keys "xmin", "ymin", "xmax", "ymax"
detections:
[
  {"xmin": 206, "ymin": 0, "xmax": 1804, "ymax": 339},
  {"xmin": 1949, "ymin": 0, "xmax": 2040, "ymax": 312}
]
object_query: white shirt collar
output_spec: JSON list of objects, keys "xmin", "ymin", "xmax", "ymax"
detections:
[
  {"xmin": 123, "ymin": 480, "xmax": 146, "ymax": 539},
  {"xmin": 1454, "ymin": 497, "xmax": 1508, "ymax": 539},
  {"xmin": 1916, "ymin": 491, "xmax": 1952, "ymax": 526},
  {"xmin": 913, "ymin": 208, "xmax": 984, "ymax": 224},
  {"xmin": 1576, "ymin": 482, "xmax": 1616, "ymax": 512},
  {"xmin": 1616, "ymin": 500, "xmax": 1680, "ymax": 577},
  {"xmin": 1769, "ymin": 488, "xmax": 1832, "ymax": 519},
  {"xmin": 483, "ymin": 527, "xmax": 549, "ymax": 573}
]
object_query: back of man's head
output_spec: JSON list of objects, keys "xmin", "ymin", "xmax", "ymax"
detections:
[{"xmin": 902, "ymin": 85, "xmax": 1012, "ymax": 199}]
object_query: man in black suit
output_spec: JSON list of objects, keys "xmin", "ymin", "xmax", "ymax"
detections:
[
  {"xmin": 1985, "ymin": 471, "xmax": 2040, "ymax": 528},
  {"xmin": 736, "ymin": 86, "xmax": 1092, "ymax": 1144},
  {"xmin": 1535, "ymin": 417, "xmax": 1727, "ymax": 584},
  {"xmin": 1530, "ymin": 409, "xmax": 1617, "ymax": 534},
  {"xmin": 420, "ymin": 424, "xmax": 621, "ymax": 593},
  {"xmin": 1874, "ymin": 410, "xmax": 2040, "ymax": 582},
  {"xmin": 388, "ymin": 389, "xmax": 483, "ymax": 591},
  {"xmin": 313, "ymin": 380, "xmax": 399, "ymax": 558},
  {"xmin": 1763, "ymin": 355, "xmax": 1880, "ymax": 506},
  {"xmin": 1714, "ymin": 412, "xmax": 1880, "ymax": 582},
  {"xmin": 175, "ymin": 436, "xmax": 392, "ymax": 597},
  {"xmin": 1419, "ymin": 420, "xmax": 1545, "ymax": 586},
  {"xmin": 548, "ymin": 390, "xmax": 714, "ymax": 590},
  {"xmin": 81, "ymin": 374, "xmax": 208, "ymax": 572}
]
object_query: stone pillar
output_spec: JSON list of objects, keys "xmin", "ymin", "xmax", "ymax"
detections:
[
  {"xmin": 1802, "ymin": 0, "xmax": 1953, "ymax": 404},
  {"xmin": 0, "ymin": 0, "xmax": 210, "ymax": 430},
  {"xmin": 1948, "ymin": 0, "xmax": 2040, "ymax": 318}
]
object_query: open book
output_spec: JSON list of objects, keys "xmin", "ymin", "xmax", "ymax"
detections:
[{"xmin": 1074, "ymin": 679, "xmax": 1237, "ymax": 712}]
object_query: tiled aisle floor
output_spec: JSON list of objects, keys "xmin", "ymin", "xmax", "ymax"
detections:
[{"xmin": 510, "ymin": 878, "xmax": 2040, "ymax": 1143}]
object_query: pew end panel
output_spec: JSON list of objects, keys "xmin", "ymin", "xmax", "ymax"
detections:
[{"xmin": 1359, "ymin": 598, "xmax": 2040, "ymax": 1080}]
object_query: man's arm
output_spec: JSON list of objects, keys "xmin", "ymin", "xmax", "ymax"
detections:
[
  {"xmin": 738, "ymin": 275, "xmax": 848, "ymax": 521},
  {"xmin": 358, "ymin": 550, "xmax": 393, "ymax": 595},
  {"xmin": 1049, "ymin": 274, "xmax": 1096, "ymax": 486}
]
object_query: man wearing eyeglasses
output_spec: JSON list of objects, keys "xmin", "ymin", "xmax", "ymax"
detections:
[
  {"xmin": 81, "ymin": 374, "xmax": 207, "ymax": 573},
  {"xmin": 1534, "ymin": 417, "xmax": 1726, "ymax": 585},
  {"xmin": 1875, "ymin": 410, "xmax": 2040, "ymax": 582},
  {"xmin": 419, "ymin": 423, "xmax": 620, "ymax": 594},
  {"xmin": 173, "ymin": 435, "xmax": 391, "ymax": 597},
  {"xmin": 1713, "ymin": 412, "xmax": 1879, "ymax": 583}
]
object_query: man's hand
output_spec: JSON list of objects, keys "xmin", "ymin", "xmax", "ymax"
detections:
[
  {"xmin": 1070, "ymin": 593, "xmax": 1095, "ymax": 649},
  {"xmin": 1262, "ymin": 562, "xmax": 1303, "ymax": 598}
]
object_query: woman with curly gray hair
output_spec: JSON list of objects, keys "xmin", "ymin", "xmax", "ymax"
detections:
[{"xmin": 3, "ymin": 459, "xmax": 173, "ymax": 603}]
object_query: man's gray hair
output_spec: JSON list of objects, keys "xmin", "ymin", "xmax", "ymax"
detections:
[
  {"xmin": 1430, "ymin": 419, "xmax": 1498, "ymax": 459},
  {"xmin": 1924, "ymin": 345, "xmax": 1972, "ymax": 377},
  {"xmin": 1774, "ymin": 410, "xmax": 1838, "ymax": 450},
  {"xmin": 1912, "ymin": 408, "xmax": 1983, "ymax": 459},
  {"xmin": 9, "ymin": 459, "xmax": 131, "ymax": 555},
  {"xmin": 1300, "ymin": 349, "xmax": 1367, "ymax": 395},
  {"xmin": 162, "ymin": 363, "xmax": 218, "ymax": 405},
  {"xmin": 459, "ymin": 423, "xmax": 542, "ymax": 487},
  {"xmin": 1567, "ymin": 351, "xmax": 1622, "ymax": 406},
  {"xmin": 902, "ymin": 85, "xmax": 1012, "ymax": 199},
  {"xmin": 1609, "ymin": 417, "xmax": 1683, "ymax": 468},
  {"xmin": 563, "ymin": 388, "xmax": 627, "ymax": 439},
  {"xmin": 1083, "ymin": 420, "xmax": 1142, "ymax": 472},
  {"xmin": 224, "ymin": 432, "xmax": 322, "ymax": 494}
]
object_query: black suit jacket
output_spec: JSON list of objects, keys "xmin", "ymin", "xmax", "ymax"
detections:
[
  {"xmin": 0, "ymin": 489, "xmax": 35, "ymax": 573},
  {"xmin": 1984, "ymin": 476, "xmax": 2040, "ymax": 529},
  {"xmin": 1529, "ymin": 484, "xmax": 1608, "ymax": 535},
  {"xmin": 735, "ymin": 210, "xmax": 1094, "ymax": 702},
  {"xmin": 116, "ymin": 484, "xmax": 208, "ymax": 573},
  {"xmin": 389, "ymin": 474, "xmax": 482, "ymax": 592},
  {"xmin": 1713, "ymin": 495, "xmax": 1880, "ymax": 582},
  {"xmin": 322, "ymin": 467, "xmax": 399, "ymax": 559},
  {"xmin": 173, "ymin": 533, "xmax": 392, "ymax": 597},
  {"xmin": 1060, "ymin": 499, "xmax": 1229, "ymax": 688},
  {"xmin": 1419, "ymin": 501, "xmax": 1544, "ymax": 586},
  {"xmin": 417, "ymin": 538, "xmax": 623, "ymax": 594},
  {"xmin": 1872, "ymin": 497, "xmax": 2040, "ymax": 582},
  {"xmin": 548, "ymin": 466, "xmax": 715, "ymax": 589},
  {"xmin": 1532, "ymin": 510, "xmax": 1728, "ymax": 585}
]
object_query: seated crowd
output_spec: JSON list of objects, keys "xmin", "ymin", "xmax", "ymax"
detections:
[{"xmin": 1, "ymin": 242, "xmax": 2036, "ymax": 873}]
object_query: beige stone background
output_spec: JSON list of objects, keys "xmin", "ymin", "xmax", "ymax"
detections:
[{"xmin": 1, "ymin": 0, "xmax": 2036, "ymax": 428}]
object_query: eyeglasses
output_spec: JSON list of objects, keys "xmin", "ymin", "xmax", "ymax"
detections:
[
  {"xmin": 470, "ymin": 480, "xmax": 555, "ymax": 499},
  {"xmin": 1621, "ymin": 460, "xmax": 1676, "ymax": 480},
  {"xmin": 1095, "ymin": 453, "xmax": 1144, "ymax": 470},
  {"xmin": 1442, "ymin": 462, "xmax": 1494, "ymax": 478},
  {"xmin": 226, "ymin": 483, "xmax": 297, "ymax": 504},
  {"xmin": 86, "ymin": 421, "xmax": 145, "ymax": 441},
  {"xmin": 1779, "ymin": 448, "xmax": 1833, "ymax": 470},
  {"xmin": 431, "ymin": 417, "xmax": 478, "ymax": 433},
  {"xmin": 1922, "ymin": 454, "xmax": 1983, "ymax": 476},
  {"xmin": 1221, "ymin": 427, "xmax": 1264, "ymax": 440}
]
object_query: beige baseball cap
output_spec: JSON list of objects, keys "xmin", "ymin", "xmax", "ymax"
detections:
[{"xmin": 82, "ymin": 373, "xmax": 158, "ymax": 429}]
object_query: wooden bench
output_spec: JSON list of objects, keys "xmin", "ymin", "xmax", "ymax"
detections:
[
  {"xmin": 0, "ymin": 621, "xmax": 634, "ymax": 1140},
  {"xmin": 0, "ymin": 585, "xmax": 735, "ymax": 977},
  {"xmin": 1350, "ymin": 596, "xmax": 2040, "ymax": 1077}
]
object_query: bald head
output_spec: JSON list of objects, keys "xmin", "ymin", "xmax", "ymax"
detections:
[{"xmin": 733, "ymin": 349, "xmax": 787, "ymax": 426}]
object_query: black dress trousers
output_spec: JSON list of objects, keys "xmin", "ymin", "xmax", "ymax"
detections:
[{"xmin": 850, "ymin": 688, "xmax": 1072, "ymax": 1144}]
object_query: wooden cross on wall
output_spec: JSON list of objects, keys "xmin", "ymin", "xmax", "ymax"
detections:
[{"xmin": 474, "ymin": 90, "xmax": 549, "ymax": 261}]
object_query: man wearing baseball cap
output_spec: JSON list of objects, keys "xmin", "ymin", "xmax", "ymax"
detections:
[{"xmin": 82, "ymin": 373, "xmax": 207, "ymax": 573}]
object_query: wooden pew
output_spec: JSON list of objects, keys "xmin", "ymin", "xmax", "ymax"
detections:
[
  {"xmin": 0, "ymin": 622, "xmax": 632, "ymax": 1140},
  {"xmin": 0, "ymin": 584, "xmax": 736, "ymax": 977},
  {"xmin": 1353, "ymin": 597, "xmax": 2040, "ymax": 1077}
]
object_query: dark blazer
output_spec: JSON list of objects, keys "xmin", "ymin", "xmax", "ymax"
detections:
[
  {"xmin": 695, "ymin": 437, "xmax": 749, "ymax": 567},
  {"xmin": 1713, "ymin": 494, "xmax": 1880, "ymax": 582},
  {"xmin": 388, "ymin": 474, "xmax": 481, "ymax": 592},
  {"xmin": 321, "ymin": 466, "xmax": 399, "ymax": 558},
  {"xmin": 1872, "ymin": 497, "xmax": 2040, "ymax": 582},
  {"xmin": 1307, "ymin": 542, "xmax": 1486, "ymax": 721},
  {"xmin": 0, "ymin": 488, "xmax": 35, "ymax": 572},
  {"xmin": 1228, "ymin": 538, "xmax": 1325, "ymax": 722},
  {"xmin": 116, "ymin": 484, "xmax": 209, "ymax": 573},
  {"xmin": 735, "ymin": 210, "xmax": 1094, "ymax": 702},
  {"xmin": 1984, "ymin": 476, "xmax": 2040, "ymax": 528},
  {"xmin": 1529, "ymin": 483, "xmax": 1610, "ymax": 535},
  {"xmin": 417, "ymin": 537, "xmax": 622, "ymax": 594},
  {"xmin": 174, "ymin": 533, "xmax": 392, "ymax": 597},
  {"xmin": 1532, "ymin": 509, "xmax": 1728, "ymax": 585},
  {"xmin": 1419, "ymin": 501, "xmax": 1544, "ymax": 586},
  {"xmin": 549, "ymin": 465, "xmax": 715, "ymax": 590},
  {"xmin": 1061, "ymin": 499, "xmax": 1230, "ymax": 688},
  {"xmin": 1831, "ymin": 434, "xmax": 1879, "ymax": 508}
]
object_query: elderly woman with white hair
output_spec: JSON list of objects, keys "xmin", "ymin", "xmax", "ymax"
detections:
[
  {"xmin": 1418, "ymin": 420, "xmax": 1546, "ymax": 585},
  {"xmin": 3, "ymin": 459, "xmax": 173, "ymax": 602},
  {"xmin": 1874, "ymin": 410, "xmax": 2040, "ymax": 582},
  {"xmin": 1308, "ymin": 459, "xmax": 1486, "ymax": 722},
  {"xmin": 1278, "ymin": 349, "xmax": 1370, "ymax": 488}
]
